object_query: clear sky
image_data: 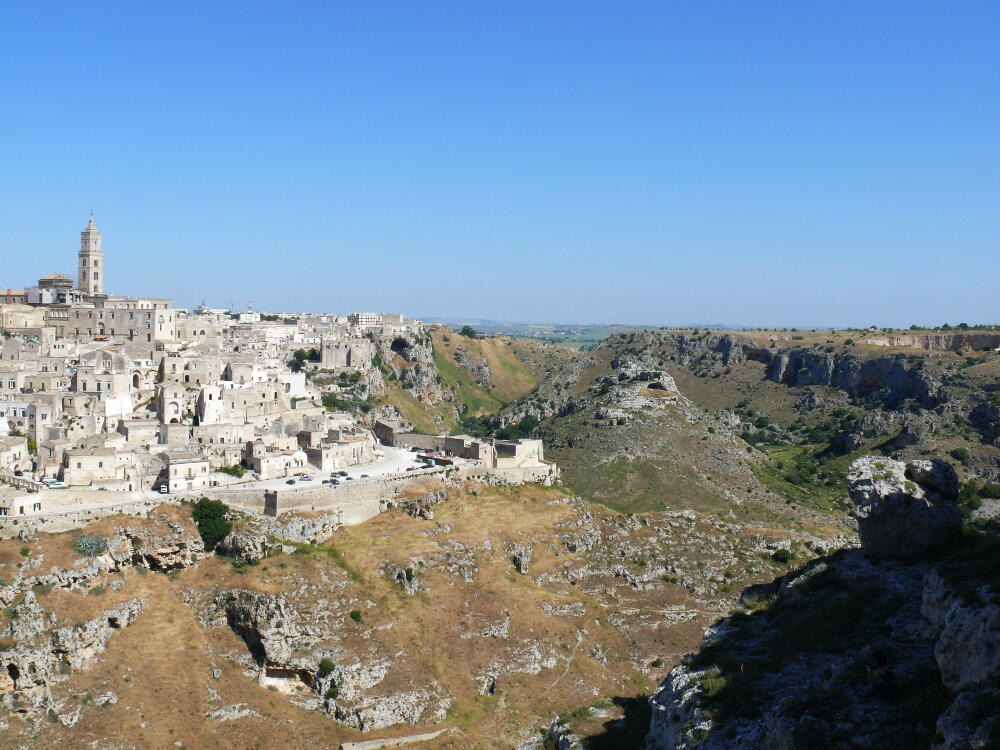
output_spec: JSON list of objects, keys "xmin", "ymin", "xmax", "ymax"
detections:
[{"xmin": 1, "ymin": 2, "xmax": 997, "ymax": 328}]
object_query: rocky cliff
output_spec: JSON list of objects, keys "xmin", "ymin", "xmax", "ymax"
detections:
[{"xmin": 645, "ymin": 456, "xmax": 1000, "ymax": 750}]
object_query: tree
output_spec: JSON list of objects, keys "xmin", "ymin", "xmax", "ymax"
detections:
[
  {"xmin": 192, "ymin": 498, "xmax": 232, "ymax": 552},
  {"xmin": 459, "ymin": 325, "xmax": 479, "ymax": 339}
]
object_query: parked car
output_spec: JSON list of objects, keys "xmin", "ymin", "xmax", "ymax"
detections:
[
  {"xmin": 301, "ymin": 475, "xmax": 313, "ymax": 482},
  {"xmin": 345, "ymin": 476, "xmax": 354, "ymax": 481},
  {"xmin": 339, "ymin": 471, "xmax": 349, "ymax": 477},
  {"xmin": 46, "ymin": 481, "xmax": 66, "ymax": 488},
  {"xmin": 286, "ymin": 479, "xmax": 296, "ymax": 485},
  {"xmin": 13, "ymin": 470, "xmax": 23, "ymax": 477},
  {"xmin": 360, "ymin": 474, "xmax": 370, "ymax": 479},
  {"xmin": 331, "ymin": 479, "xmax": 340, "ymax": 485}
]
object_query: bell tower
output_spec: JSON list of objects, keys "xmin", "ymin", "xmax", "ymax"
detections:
[{"xmin": 78, "ymin": 212, "xmax": 103, "ymax": 295}]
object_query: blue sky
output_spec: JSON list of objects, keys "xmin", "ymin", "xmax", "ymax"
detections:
[{"xmin": 1, "ymin": 2, "xmax": 997, "ymax": 327}]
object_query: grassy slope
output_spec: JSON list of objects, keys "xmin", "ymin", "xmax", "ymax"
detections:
[
  {"xmin": 380, "ymin": 331, "xmax": 544, "ymax": 431},
  {"xmin": 381, "ymin": 381, "xmax": 452, "ymax": 434},
  {"xmin": 431, "ymin": 330, "xmax": 538, "ymax": 405}
]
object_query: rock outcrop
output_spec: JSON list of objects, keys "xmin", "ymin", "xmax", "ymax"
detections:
[
  {"xmin": 508, "ymin": 543, "xmax": 533, "ymax": 574},
  {"xmin": 0, "ymin": 596, "xmax": 146, "ymax": 720},
  {"xmin": 847, "ymin": 456, "xmax": 961, "ymax": 557},
  {"xmin": 453, "ymin": 346, "xmax": 492, "ymax": 387},
  {"xmin": 216, "ymin": 527, "xmax": 268, "ymax": 564}
]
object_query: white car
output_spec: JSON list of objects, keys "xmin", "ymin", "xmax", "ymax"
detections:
[{"xmin": 46, "ymin": 480, "xmax": 66, "ymax": 489}]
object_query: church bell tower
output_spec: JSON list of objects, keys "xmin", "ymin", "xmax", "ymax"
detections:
[{"xmin": 78, "ymin": 212, "xmax": 103, "ymax": 296}]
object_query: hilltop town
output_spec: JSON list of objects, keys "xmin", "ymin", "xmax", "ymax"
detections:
[
  {"xmin": 0, "ymin": 217, "xmax": 555, "ymax": 527},
  {"xmin": 0, "ymin": 221, "xmax": 997, "ymax": 750}
]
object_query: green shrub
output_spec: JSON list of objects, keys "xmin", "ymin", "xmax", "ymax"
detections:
[
  {"xmin": 405, "ymin": 567, "xmax": 415, "ymax": 582},
  {"xmin": 950, "ymin": 447, "xmax": 971, "ymax": 464},
  {"xmin": 318, "ymin": 658, "xmax": 335, "ymax": 677},
  {"xmin": 18, "ymin": 546, "xmax": 30, "ymax": 558},
  {"xmin": 73, "ymin": 533, "xmax": 107, "ymax": 558},
  {"xmin": 325, "ymin": 684, "xmax": 339, "ymax": 700},
  {"xmin": 459, "ymin": 325, "xmax": 479, "ymax": 339},
  {"xmin": 772, "ymin": 549, "xmax": 792, "ymax": 564},
  {"xmin": 191, "ymin": 497, "xmax": 232, "ymax": 552},
  {"xmin": 218, "ymin": 464, "xmax": 245, "ymax": 478},
  {"xmin": 349, "ymin": 609, "xmax": 363, "ymax": 623},
  {"xmin": 979, "ymin": 483, "xmax": 1000, "ymax": 500}
]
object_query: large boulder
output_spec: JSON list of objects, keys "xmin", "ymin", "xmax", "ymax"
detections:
[
  {"xmin": 215, "ymin": 528, "xmax": 267, "ymax": 564},
  {"xmin": 847, "ymin": 457, "xmax": 961, "ymax": 557}
]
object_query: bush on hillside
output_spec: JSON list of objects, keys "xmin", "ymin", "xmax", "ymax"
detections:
[
  {"xmin": 192, "ymin": 497, "xmax": 232, "ymax": 552},
  {"xmin": 949, "ymin": 447, "xmax": 971, "ymax": 465},
  {"xmin": 74, "ymin": 533, "xmax": 107, "ymax": 558}
]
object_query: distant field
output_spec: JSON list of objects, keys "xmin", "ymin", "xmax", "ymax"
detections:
[{"xmin": 455, "ymin": 324, "xmax": 635, "ymax": 350}]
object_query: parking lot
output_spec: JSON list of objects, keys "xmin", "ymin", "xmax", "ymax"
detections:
[{"xmin": 238, "ymin": 446, "xmax": 439, "ymax": 491}]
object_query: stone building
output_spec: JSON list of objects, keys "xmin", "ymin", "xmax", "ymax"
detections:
[
  {"xmin": 61, "ymin": 446, "xmax": 139, "ymax": 488},
  {"xmin": 78, "ymin": 214, "xmax": 103, "ymax": 296},
  {"xmin": 165, "ymin": 451, "xmax": 211, "ymax": 493},
  {"xmin": 320, "ymin": 338, "xmax": 374, "ymax": 369}
]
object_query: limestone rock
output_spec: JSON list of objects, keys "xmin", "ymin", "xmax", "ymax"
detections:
[
  {"xmin": 453, "ymin": 347, "xmax": 492, "ymax": 387},
  {"xmin": 922, "ymin": 569, "xmax": 1000, "ymax": 692},
  {"xmin": 252, "ymin": 511, "xmax": 342, "ymax": 544},
  {"xmin": 216, "ymin": 589, "xmax": 299, "ymax": 667},
  {"xmin": 847, "ymin": 456, "xmax": 961, "ymax": 557},
  {"xmin": 216, "ymin": 528, "xmax": 268, "ymax": 564},
  {"xmin": 385, "ymin": 563, "xmax": 419, "ymax": 595},
  {"xmin": 509, "ymin": 543, "xmax": 533, "ymax": 574}
]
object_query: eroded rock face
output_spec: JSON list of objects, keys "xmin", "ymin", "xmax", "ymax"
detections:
[
  {"xmin": 922, "ymin": 569, "xmax": 1000, "ymax": 692},
  {"xmin": 509, "ymin": 543, "xmax": 533, "ymax": 574},
  {"xmin": 0, "ymin": 519, "xmax": 204, "ymax": 610},
  {"xmin": 453, "ymin": 347, "xmax": 492, "ymax": 387},
  {"xmin": 216, "ymin": 589, "xmax": 298, "ymax": 667},
  {"xmin": 332, "ymin": 684, "xmax": 450, "ymax": 732},
  {"xmin": 388, "ymin": 490, "xmax": 447, "ymax": 520},
  {"xmin": 252, "ymin": 511, "xmax": 342, "ymax": 544},
  {"xmin": 847, "ymin": 456, "xmax": 961, "ymax": 557},
  {"xmin": 216, "ymin": 528, "xmax": 268, "ymax": 564},
  {"xmin": 108, "ymin": 520, "xmax": 206, "ymax": 572},
  {"xmin": 0, "ymin": 597, "xmax": 145, "ymax": 720}
]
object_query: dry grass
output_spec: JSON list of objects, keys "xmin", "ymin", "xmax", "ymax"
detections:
[{"xmin": 0, "ymin": 484, "xmax": 841, "ymax": 749}]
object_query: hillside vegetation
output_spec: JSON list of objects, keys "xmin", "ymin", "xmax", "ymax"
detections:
[{"xmin": 377, "ymin": 329, "xmax": 570, "ymax": 434}]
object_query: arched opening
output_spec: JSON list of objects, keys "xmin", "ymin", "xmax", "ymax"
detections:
[
  {"xmin": 169, "ymin": 418, "xmax": 179, "ymax": 424},
  {"xmin": 132, "ymin": 373, "xmax": 140, "ymax": 389},
  {"xmin": 7, "ymin": 664, "xmax": 20, "ymax": 682},
  {"xmin": 390, "ymin": 338, "xmax": 409, "ymax": 354}
]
